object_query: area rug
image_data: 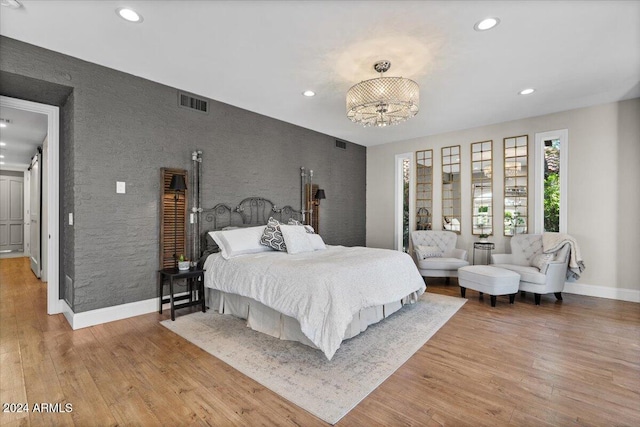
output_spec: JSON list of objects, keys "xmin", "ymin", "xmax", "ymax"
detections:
[{"xmin": 161, "ymin": 292, "xmax": 465, "ymax": 424}]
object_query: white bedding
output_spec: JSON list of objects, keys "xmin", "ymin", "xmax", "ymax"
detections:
[{"xmin": 203, "ymin": 245, "xmax": 426, "ymax": 360}]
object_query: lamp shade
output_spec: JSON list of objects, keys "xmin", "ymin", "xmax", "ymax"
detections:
[
  {"xmin": 314, "ymin": 189, "xmax": 326, "ymax": 200},
  {"xmin": 169, "ymin": 174, "xmax": 187, "ymax": 191}
]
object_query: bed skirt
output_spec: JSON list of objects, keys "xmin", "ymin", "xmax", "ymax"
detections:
[{"xmin": 206, "ymin": 288, "xmax": 420, "ymax": 350}]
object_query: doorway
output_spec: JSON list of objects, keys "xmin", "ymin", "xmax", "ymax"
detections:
[{"xmin": 0, "ymin": 96, "xmax": 61, "ymax": 315}]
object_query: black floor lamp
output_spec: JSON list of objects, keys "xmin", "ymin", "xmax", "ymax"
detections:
[{"xmin": 169, "ymin": 174, "xmax": 187, "ymax": 268}]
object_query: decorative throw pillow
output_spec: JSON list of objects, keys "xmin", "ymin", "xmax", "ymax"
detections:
[
  {"xmin": 287, "ymin": 218, "xmax": 315, "ymax": 233},
  {"xmin": 415, "ymin": 245, "xmax": 443, "ymax": 259},
  {"xmin": 260, "ymin": 217, "xmax": 287, "ymax": 251},
  {"xmin": 530, "ymin": 253, "xmax": 553, "ymax": 273}
]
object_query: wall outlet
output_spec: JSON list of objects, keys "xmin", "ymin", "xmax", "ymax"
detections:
[
  {"xmin": 116, "ymin": 181, "xmax": 126, "ymax": 194},
  {"xmin": 68, "ymin": 213, "xmax": 73, "ymax": 225}
]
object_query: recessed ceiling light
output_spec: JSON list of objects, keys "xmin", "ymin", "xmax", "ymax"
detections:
[
  {"xmin": 0, "ymin": 142, "xmax": 5, "ymax": 146},
  {"xmin": 116, "ymin": 7, "xmax": 143, "ymax": 23},
  {"xmin": 0, "ymin": 162, "xmax": 4, "ymax": 165},
  {"xmin": 0, "ymin": 155, "xmax": 4, "ymax": 158},
  {"xmin": 519, "ymin": 88, "xmax": 535, "ymax": 95},
  {"xmin": 0, "ymin": 123, "xmax": 6, "ymax": 128},
  {"xmin": 303, "ymin": 90, "xmax": 316, "ymax": 97},
  {"xmin": 474, "ymin": 17, "xmax": 500, "ymax": 31}
]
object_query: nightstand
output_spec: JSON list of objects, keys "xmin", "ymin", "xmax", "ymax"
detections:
[{"xmin": 158, "ymin": 267, "xmax": 206, "ymax": 321}]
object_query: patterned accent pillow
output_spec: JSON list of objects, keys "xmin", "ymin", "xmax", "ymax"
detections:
[
  {"xmin": 287, "ymin": 218, "xmax": 315, "ymax": 233},
  {"xmin": 530, "ymin": 252, "xmax": 553, "ymax": 273},
  {"xmin": 415, "ymin": 245, "xmax": 443, "ymax": 259},
  {"xmin": 260, "ymin": 217, "xmax": 287, "ymax": 251}
]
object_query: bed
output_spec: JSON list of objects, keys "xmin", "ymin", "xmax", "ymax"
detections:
[{"xmin": 199, "ymin": 197, "xmax": 426, "ymax": 360}]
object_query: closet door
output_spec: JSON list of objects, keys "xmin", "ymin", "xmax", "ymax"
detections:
[{"xmin": 0, "ymin": 174, "xmax": 24, "ymax": 253}]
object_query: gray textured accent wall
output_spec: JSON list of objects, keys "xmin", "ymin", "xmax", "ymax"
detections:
[
  {"xmin": 60, "ymin": 92, "xmax": 74, "ymax": 306},
  {"xmin": 0, "ymin": 36, "xmax": 366, "ymax": 313}
]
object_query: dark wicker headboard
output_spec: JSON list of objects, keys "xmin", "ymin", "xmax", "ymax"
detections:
[{"xmin": 200, "ymin": 197, "xmax": 302, "ymax": 255}]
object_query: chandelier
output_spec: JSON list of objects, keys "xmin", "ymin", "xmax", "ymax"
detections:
[{"xmin": 346, "ymin": 60, "xmax": 419, "ymax": 127}]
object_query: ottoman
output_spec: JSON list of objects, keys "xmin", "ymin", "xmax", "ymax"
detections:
[{"xmin": 458, "ymin": 265, "xmax": 520, "ymax": 307}]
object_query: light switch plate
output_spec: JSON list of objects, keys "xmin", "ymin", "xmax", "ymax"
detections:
[
  {"xmin": 116, "ymin": 181, "xmax": 126, "ymax": 194},
  {"xmin": 69, "ymin": 213, "xmax": 73, "ymax": 225}
]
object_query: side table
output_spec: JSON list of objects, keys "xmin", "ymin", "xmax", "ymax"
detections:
[
  {"xmin": 158, "ymin": 268, "xmax": 206, "ymax": 321},
  {"xmin": 473, "ymin": 241, "xmax": 495, "ymax": 265}
]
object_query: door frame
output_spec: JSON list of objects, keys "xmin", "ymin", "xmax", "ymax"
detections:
[{"xmin": 1, "ymin": 96, "xmax": 61, "ymax": 314}]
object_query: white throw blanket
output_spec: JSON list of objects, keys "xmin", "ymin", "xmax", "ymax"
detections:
[{"xmin": 542, "ymin": 232, "xmax": 585, "ymax": 280}]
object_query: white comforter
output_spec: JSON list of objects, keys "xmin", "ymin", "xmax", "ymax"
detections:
[{"xmin": 203, "ymin": 246, "xmax": 426, "ymax": 360}]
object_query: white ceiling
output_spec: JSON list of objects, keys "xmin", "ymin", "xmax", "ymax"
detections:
[
  {"xmin": 0, "ymin": 106, "xmax": 47, "ymax": 170},
  {"xmin": 1, "ymin": 1, "xmax": 639, "ymax": 147}
]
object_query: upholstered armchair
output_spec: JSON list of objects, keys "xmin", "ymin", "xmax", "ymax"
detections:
[
  {"xmin": 410, "ymin": 231, "xmax": 469, "ymax": 283},
  {"xmin": 491, "ymin": 234, "xmax": 570, "ymax": 305}
]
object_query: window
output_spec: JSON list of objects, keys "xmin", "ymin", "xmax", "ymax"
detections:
[
  {"xmin": 395, "ymin": 153, "xmax": 413, "ymax": 252},
  {"xmin": 543, "ymin": 139, "xmax": 560, "ymax": 232},
  {"xmin": 534, "ymin": 129, "xmax": 568, "ymax": 233}
]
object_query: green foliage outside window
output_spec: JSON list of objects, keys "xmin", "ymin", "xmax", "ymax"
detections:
[{"xmin": 544, "ymin": 172, "xmax": 560, "ymax": 232}]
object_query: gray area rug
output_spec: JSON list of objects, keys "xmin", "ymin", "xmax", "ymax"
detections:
[{"xmin": 161, "ymin": 292, "xmax": 465, "ymax": 424}]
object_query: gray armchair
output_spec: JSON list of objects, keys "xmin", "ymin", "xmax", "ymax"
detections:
[
  {"xmin": 410, "ymin": 231, "xmax": 469, "ymax": 283},
  {"xmin": 491, "ymin": 234, "xmax": 570, "ymax": 305}
]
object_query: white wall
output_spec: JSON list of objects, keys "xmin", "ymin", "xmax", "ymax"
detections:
[{"xmin": 367, "ymin": 98, "xmax": 640, "ymax": 296}]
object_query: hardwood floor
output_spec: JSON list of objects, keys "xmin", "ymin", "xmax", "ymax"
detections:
[{"xmin": 1, "ymin": 256, "xmax": 639, "ymax": 426}]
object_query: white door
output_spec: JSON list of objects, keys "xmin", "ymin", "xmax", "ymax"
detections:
[
  {"xmin": 23, "ymin": 171, "xmax": 30, "ymax": 256},
  {"xmin": 30, "ymin": 152, "xmax": 41, "ymax": 278},
  {"xmin": 0, "ymin": 175, "xmax": 24, "ymax": 253}
]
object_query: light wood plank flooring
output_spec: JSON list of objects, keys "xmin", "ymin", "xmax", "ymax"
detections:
[{"xmin": 1, "ymin": 257, "xmax": 639, "ymax": 426}]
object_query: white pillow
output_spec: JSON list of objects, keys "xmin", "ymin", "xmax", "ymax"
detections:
[
  {"xmin": 287, "ymin": 218, "xmax": 315, "ymax": 233},
  {"xmin": 415, "ymin": 245, "xmax": 443, "ymax": 259},
  {"xmin": 280, "ymin": 225, "xmax": 314, "ymax": 254},
  {"xmin": 531, "ymin": 253, "xmax": 553, "ymax": 273},
  {"xmin": 308, "ymin": 233, "xmax": 326, "ymax": 251},
  {"xmin": 210, "ymin": 226, "xmax": 272, "ymax": 260}
]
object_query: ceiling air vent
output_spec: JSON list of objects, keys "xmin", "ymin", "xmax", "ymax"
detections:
[
  {"xmin": 178, "ymin": 91, "xmax": 209, "ymax": 114},
  {"xmin": 335, "ymin": 139, "xmax": 347, "ymax": 150}
]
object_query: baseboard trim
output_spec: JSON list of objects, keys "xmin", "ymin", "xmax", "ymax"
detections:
[
  {"xmin": 563, "ymin": 282, "xmax": 640, "ymax": 303},
  {"xmin": 59, "ymin": 293, "xmax": 194, "ymax": 330},
  {"xmin": 61, "ymin": 300, "xmax": 74, "ymax": 327},
  {"xmin": 61, "ymin": 297, "xmax": 159, "ymax": 330}
]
